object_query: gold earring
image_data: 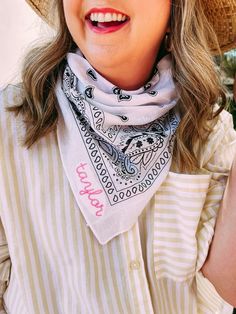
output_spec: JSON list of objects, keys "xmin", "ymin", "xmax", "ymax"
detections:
[{"xmin": 164, "ymin": 33, "xmax": 171, "ymax": 52}]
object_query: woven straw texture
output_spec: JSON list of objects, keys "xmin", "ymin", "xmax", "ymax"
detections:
[
  {"xmin": 202, "ymin": 0, "xmax": 236, "ymax": 52},
  {"xmin": 25, "ymin": 0, "xmax": 52, "ymax": 26},
  {"xmin": 26, "ymin": 0, "xmax": 236, "ymax": 53}
]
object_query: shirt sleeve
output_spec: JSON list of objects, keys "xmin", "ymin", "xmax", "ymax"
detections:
[
  {"xmin": 193, "ymin": 110, "xmax": 236, "ymax": 310},
  {"xmin": 0, "ymin": 87, "xmax": 13, "ymax": 312},
  {"xmin": 196, "ymin": 109, "xmax": 236, "ymax": 273},
  {"xmin": 0, "ymin": 218, "xmax": 11, "ymax": 313}
]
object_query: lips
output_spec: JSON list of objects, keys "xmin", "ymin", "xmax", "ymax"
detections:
[{"xmin": 85, "ymin": 7, "xmax": 130, "ymax": 34}]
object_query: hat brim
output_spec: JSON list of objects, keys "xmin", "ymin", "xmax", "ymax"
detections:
[{"xmin": 25, "ymin": 0, "xmax": 55, "ymax": 27}]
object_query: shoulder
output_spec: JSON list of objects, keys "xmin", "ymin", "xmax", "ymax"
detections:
[
  {"xmin": 198, "ymin": 109, "xmax": 236, "ymax": 173},
  {"xmin": 0, "ymin": 83, "xmax": 24, "ymax": 124},
  {"xmin": 0, "ymin": 83, "xmax": 23, "ymax": 109},
  {"xmin": 0, "ymin": 84, "xmax": 25, "ymax": 146}
]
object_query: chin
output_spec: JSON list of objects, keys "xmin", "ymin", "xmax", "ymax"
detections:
[{"xmin": 83, "ymin": 48, "xmax": 121, "ymax": 69}]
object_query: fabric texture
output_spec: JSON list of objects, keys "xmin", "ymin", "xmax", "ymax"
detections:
[
  {"xmin": 56, "ymin": 49, "xmax": 179, "ymax": 244},
  {"xmin": 0, "ymin": 85, "xmax": 235, "ymax": 313}
]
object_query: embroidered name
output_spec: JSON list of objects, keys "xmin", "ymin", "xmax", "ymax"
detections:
[{"xmin": 76, "ymin": 163, "xmax": 104, "ymax": 217}]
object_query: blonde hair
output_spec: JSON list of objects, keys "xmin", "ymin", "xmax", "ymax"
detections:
[{"xmin": 9, "ymin": 0, "xmax": 226, "ymax": 171}]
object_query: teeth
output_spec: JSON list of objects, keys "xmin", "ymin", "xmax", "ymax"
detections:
[
  {"xmin": 98, "ymin": 13, "xmax": 105, "ymax": 22},
  {"xmin": 117, "ymin": 14, "xmax": 122, "ymax": 21},
  {"xmin": 90, "ymin": 12, "xmax": 127, "ymax": 22}
]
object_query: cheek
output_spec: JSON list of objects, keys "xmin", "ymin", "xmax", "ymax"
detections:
[
  {"xmin": 63, "ymin": 0, "xmax": 85, "ymax": 43},
  {"xmin": 141, "ymin": 2, "xmax": 171, "ymax": 39},
  {"xmin": 63, "ymin": 0, "xmax": 81, "ymax": 12},
  {"xmin": 63, "ymin": 0, "xmax": 83, "ymax": 27},
  {"xmin": 142, "ymin": 0, "xmax": 171, "ymax": 27}
]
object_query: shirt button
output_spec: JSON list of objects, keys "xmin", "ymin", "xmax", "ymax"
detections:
[{"xmin": 129, "ymin": 260, "xmax": 141, "ymax": 270}]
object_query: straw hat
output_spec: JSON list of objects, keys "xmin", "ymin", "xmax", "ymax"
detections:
[{"xmin": 26, "ymin": 0, "xmax": 236, "ymax": 53}]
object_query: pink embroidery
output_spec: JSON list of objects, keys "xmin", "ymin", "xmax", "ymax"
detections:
[{"xmin": 76, "ymin": 163, "xmax": 104, "ymax": 216}]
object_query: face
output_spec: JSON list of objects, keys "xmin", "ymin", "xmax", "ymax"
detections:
[{"xmin": 63, "ymin": 0, "xmax": 171, "ymax": 89}]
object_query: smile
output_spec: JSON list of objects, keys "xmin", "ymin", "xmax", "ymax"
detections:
[{"xmin": 85, "ymin": 8, "xmax": 130, "ymax": 34}]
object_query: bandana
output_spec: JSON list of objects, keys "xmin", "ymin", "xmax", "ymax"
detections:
[{"xmin": 55, "ymin": 48, "xmax": 180, "ymax": 244}]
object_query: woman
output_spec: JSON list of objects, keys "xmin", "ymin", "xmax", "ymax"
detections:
[{"xmin": 0, "ymin": 0, "xmax": 236, "ymax": 313}]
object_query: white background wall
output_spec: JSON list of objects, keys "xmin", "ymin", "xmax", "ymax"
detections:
[{"xmin": 0, "ymin": 0, "xmax": 52, "ymax": 88}]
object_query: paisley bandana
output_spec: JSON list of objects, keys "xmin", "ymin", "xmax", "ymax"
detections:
[{"xmin": 55, "ymin": 48, "xmax": 180, "ymax": 244}]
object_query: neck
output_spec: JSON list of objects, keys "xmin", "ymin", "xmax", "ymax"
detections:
[
  {"xmin": 88, "ymin": 52, "xmax": 161, "ymax": 91},
  {"xmin": 97, "ymin": 65, "xmax": 156, "ymax": 90}
]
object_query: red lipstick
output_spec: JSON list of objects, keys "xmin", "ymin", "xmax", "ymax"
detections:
[{"xmin": 85, "ymin": 7, "xmax": 130, "ymax": 35}]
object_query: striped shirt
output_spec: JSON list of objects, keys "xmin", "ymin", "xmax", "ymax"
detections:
[{"xmin": 0, "ymin": 85, "xmax": 236, "ymax": 314}]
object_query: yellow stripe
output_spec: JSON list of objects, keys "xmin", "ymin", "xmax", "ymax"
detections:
[
  {"xmin": 106, "ymin": 240, "xmax": 125, "ymax": 313},
  {"xmin": 23, "ymin": 139, "xmax": 51, "ymax": 313},
  {"xmin": 88, "ymin": 227, "xmax": 106, "ymax": 312},
  {"xmin": 1, "ymin": 107, "xmax": 40, "ymax": 313},
  {"xmin": 123, "ymin": 227, "xmax": 141, "ymax": 313},
  {"xmin": 132, "ymin": 223, "xmax": 153, "ymax": 314},
  {"xmin": 37, "ymin": 135, "xmax": 62, "ymax": 313},
  {"xmin": 116, "ymin": 234, "xmax": 133, "ymax": 313}
]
